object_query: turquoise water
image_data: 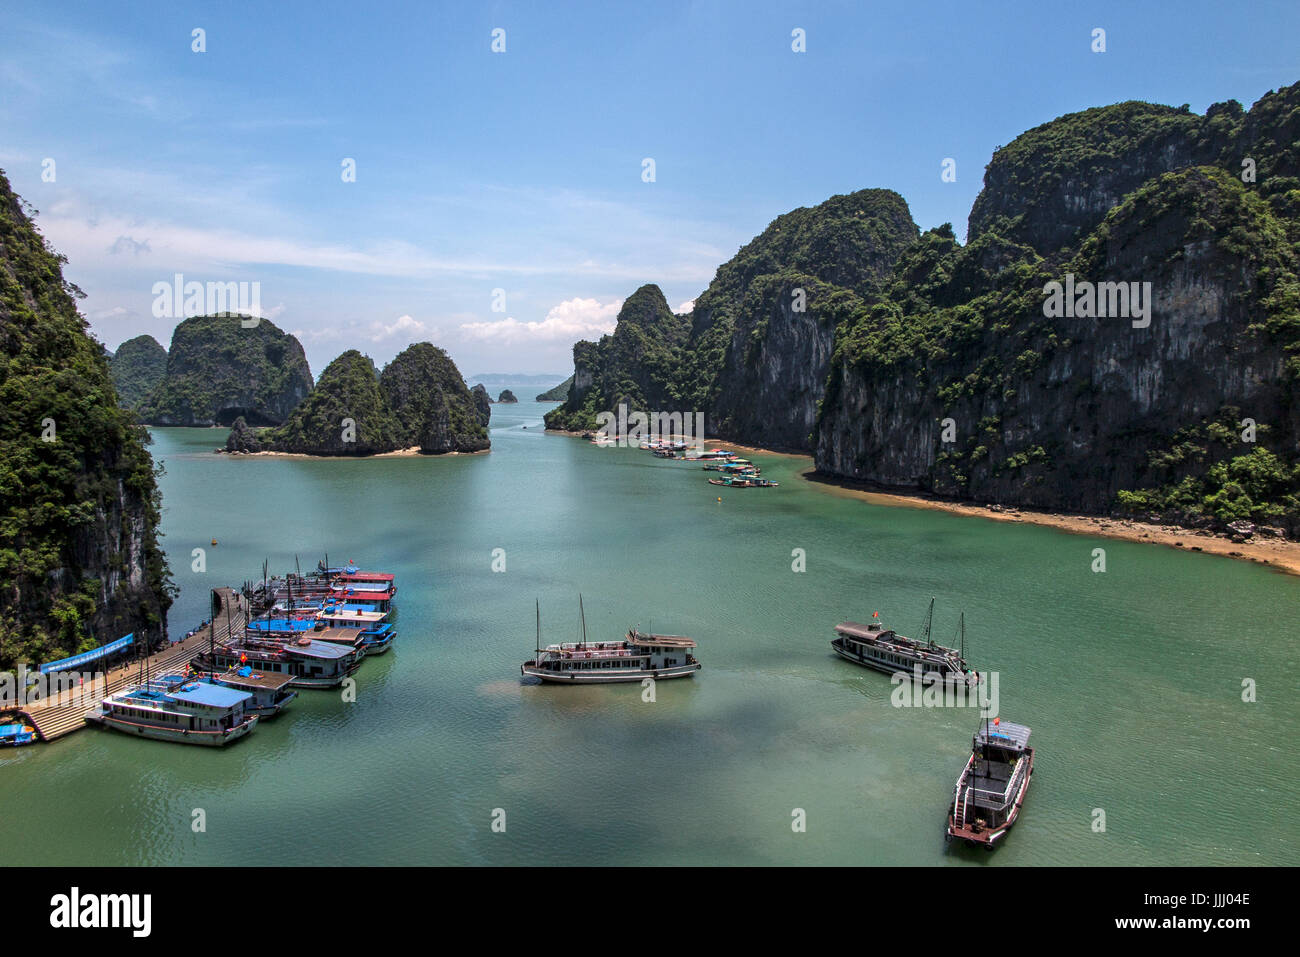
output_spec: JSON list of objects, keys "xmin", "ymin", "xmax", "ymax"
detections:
[{"xmin": 2, "ymin": 390, "xmax": 1298, "ymax": 865}]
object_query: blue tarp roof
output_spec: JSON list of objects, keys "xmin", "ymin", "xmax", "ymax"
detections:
[
  {"xmin": 169, "ymin": 683, "xmax": 251, "ymax": 708},
  {"xmin": 39, "ymin": 633, "xmax": 134, "ymax": 673}
]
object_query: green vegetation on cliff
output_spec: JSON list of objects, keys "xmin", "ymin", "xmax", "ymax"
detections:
[
  {"xmin": 109, "ymin": 334, "xmax": 167, "ymax": 411},
  {"xmin": 263, "ymin": 350, "xmax": 401, "ymax": 455},
  {"xmin": 0, "ymin": 171, "xmax": 172, "ymax": 669},
  {"xmin": 380, "ymin": 343, "xmax": 489, "ymax": 453}
]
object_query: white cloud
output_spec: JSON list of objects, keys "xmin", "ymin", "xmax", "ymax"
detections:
[
  {"xmin": 368, "ymin": 314, "xmax": 431, "ymax": 343},
  {"xmin": 675, "ymin": 299, "xmax": 695, "ymax": 314},
  {"xmin": 458, "ymin": 297, "xmax": 622, "ymax": 344}
]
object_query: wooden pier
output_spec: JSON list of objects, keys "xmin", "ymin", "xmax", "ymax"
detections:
[{"xmin": 13, "ymin": 587, "xmax": 248, "ymax": 742}]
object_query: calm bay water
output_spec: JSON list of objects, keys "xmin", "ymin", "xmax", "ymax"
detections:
[{"xmin": 2, "ymin": 388, "xmax": 1298, "ymax": 866}]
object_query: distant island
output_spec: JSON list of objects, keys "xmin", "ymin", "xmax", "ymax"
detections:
[
  {"xmin": 545, "ymin": 84, "xmax": 1300, "ymax": 539},
  {"xmin": 468, "ymin": 372, "xmax": 571, "ymax": 384},
  {"xmin": 497, "ymin": 389, "xmax": 518, "ymax": 403},
  {"xmin": 535, "ymin": 375, "xmax": 573, "ymax": 402}
]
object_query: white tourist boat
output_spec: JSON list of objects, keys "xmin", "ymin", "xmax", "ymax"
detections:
[
  {"xmin": 85, "ymin": 678, "xmax": 258, "ymax": 746},
  {"xmin": 521, "ymin": 598, "xmax": 701, "ymax": 684}
]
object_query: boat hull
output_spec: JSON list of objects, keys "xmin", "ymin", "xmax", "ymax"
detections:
[
  {"xmin": 521, "ymin": 662, "xmax": 701, "ymax": 683},
  {"xmin": 85, "ymin": 710, "xmax": 258, "ymax": 746},
  {"xmin": 831, "ymin": 640, "xmax": 975, "ymax": 686}
]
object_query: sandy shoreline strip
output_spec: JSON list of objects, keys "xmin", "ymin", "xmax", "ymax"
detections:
[
  {"xmin": 805, "ymin": 470, "xmax": 1300, "ymax": 577},
  {"xmin": 219, "ymin": 446, "xmax": 488, "ymax": 459},
  {"xmin": 554, "ymin": 429, "xmax": 1300, "ymax": 575}
]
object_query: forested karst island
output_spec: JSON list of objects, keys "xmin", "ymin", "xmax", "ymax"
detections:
[{"xmin": 547, "ymin": 85, "xmax": 1300, "ymax": 535}]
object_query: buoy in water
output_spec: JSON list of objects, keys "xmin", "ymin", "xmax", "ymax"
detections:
[{"xmin": 211, "ymin": 539, "xmax": 218, "ymax": 546}]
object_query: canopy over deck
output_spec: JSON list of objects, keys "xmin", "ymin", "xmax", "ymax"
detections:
[
  {"xmin": 975, "ymin": 721, "xmax": 1031, "ymax": 752},
  {"xmin": 835, "ymin": 621, "xmax": 893, "ymax": 640},
  {"xmin": 216, "ymin": 669, "xmax": 295, "ymax": 691},
  {"xmin": 626, "ymin": 631, "xmax": 697, "ymax": 648},
  {"xmin": 168, "ymin": 683, "xmax": 252, "ymax": 709}
]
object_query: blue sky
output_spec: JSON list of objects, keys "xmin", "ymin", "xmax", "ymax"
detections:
[{"xmin": 2, "ymin": 0, "xmax": 1296, "ymax": 377}]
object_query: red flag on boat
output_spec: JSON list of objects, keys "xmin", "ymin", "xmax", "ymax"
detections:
[
  {"xmin": 873, "ymin": 611, "xmax": 879, "ymax": 618},
  {"xmin": 994, "ymin": 717, "xmax": 1000, "ymax": 726}
]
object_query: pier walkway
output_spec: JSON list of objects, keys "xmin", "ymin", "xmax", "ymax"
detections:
[{"xmin": 13, "ymin": 588, "xmax": 247, "ymax": 742}]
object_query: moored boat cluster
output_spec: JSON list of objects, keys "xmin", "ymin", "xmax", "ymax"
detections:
[
  {"xmin": 635, "ymin": 439, "xmax": 779, "ymax": 488},
  {"xmin": 84, "ymin": 561, "xmax": 397, "ymax": 747}
]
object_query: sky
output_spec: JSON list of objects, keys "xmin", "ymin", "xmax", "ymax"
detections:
[{"xmin": 2, "ymin": 0, "xmax": 1297, "ymax": 378}]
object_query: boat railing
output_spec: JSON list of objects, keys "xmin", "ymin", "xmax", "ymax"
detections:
[{"xmin": 967, "ymin": 757, "xmax": 1025, "ymax": 806}]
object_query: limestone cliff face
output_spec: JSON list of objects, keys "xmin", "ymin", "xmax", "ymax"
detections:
[
  {"xmin": 0, "ymin": 171, "xmax": 171, "ymax": 668},
  {"xmin": 544, "ymin": 285, "xmax": 689, "ymax": 432},
  {"xmin": 817, "ymin": 84, "xmax": 1300, "ymax": 530},
  {"xmin": 140, "ymin": 315, "xmax": 314, "ymax": 426},
  {"xmin": 545, "ymin": 84, "xmax": 1300, "ymax": 528},
  {"xmin": 699, "ymin": 190, "xmax": 918, "ymax": 450}
]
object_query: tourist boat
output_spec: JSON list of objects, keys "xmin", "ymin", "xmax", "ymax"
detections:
[
  {"xmin": 330, "ymin": 569, "xmax": 396, "ymax": 598},
  {"xmin": 315, "ymin": 605, "xmax": 394, "ymax": 652},
  {"xmin": 85, "ymin": 679, "xmax": 258, "ymax": 746},
  {"xmin": 194, "ymin": 636, "xmax": 362, "ymax": 689},
  {"xmin": 708, "ymin": 474, "xmax": 776, "ymax": 487},
  {"xmin": 313, "ymin": 622, "xmax": 397, "ymax": 656},
  {"xmin": 946, "ymin": 718, "xmax": 1034, "ymax": 849},
  {"xmin": 162, "ymin": 667, "xmax": 298, "ymax": 718},
  {"xmin": 688, "ymin": 448, "xmax": 734, "ymax": 461},
  {"xmin": 0, "ymin": 720, "xmax": 38, "ymax": 746},
  {"xmin": 324, "ymin": 587, "xmax": 393, "ymax": 615},
  {"xmin": 521, "ymin": 598, "xmax": 701, "ymax": 684},
  {"xmin": 832, "ymin": 601, "xmax": 978, "ymax": 686}
]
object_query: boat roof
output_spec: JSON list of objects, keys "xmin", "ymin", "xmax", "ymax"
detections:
[
  {"xmin": 318, "ymin": 609, "xmax": 387, "ymax": 622},
  {"xmin": 626, "ymin": 631, "xmax": 696, "ymax": 648},
  {"xmin": 975, "ymin": 721, "xmax": 1031, "ymax": 751},
  {"xmin": 216, "ymin": 669, "xmax": 295, "ymax": 691},
  {"xmin": 283, "ymin": 639, "xmax": 355, "ymax": 659},
  {"xmin": 337, "ymin": 571, "xmax": 394, "ymax": 581},
  {"xmin": 168, "ymin": 683, "xmax": 252, "ymax": 708},
  {"xmin": 331, "ymin": 590, "xmax": 390, "ymax": 601},
  {"xmin": 314, "ymin": 627, "xmax": 367, "ymax": 642},
  {"xmin": 835, "ymin": 621, "xmax": 893, "ymax": 639}
]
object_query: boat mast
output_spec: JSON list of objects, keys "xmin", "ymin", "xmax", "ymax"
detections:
[
  {"xmin": 579, "ymin": 594, "xmax": 587, "ymax": 649},
  {"xmin": 922, "ymin": 597, "xmax": 935, "ymax": 646},
  {"xmin": 535, "ymin": 598, "xmax": 541, "ymax": 656},
  {"xmin": 959, "ymin": 611, "xmax": 965, "ymax": 660}
]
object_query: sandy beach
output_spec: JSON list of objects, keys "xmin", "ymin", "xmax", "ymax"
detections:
[{"xmin": 802, "ymin": 469, "xmax": 1300, "ymax": 577}]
